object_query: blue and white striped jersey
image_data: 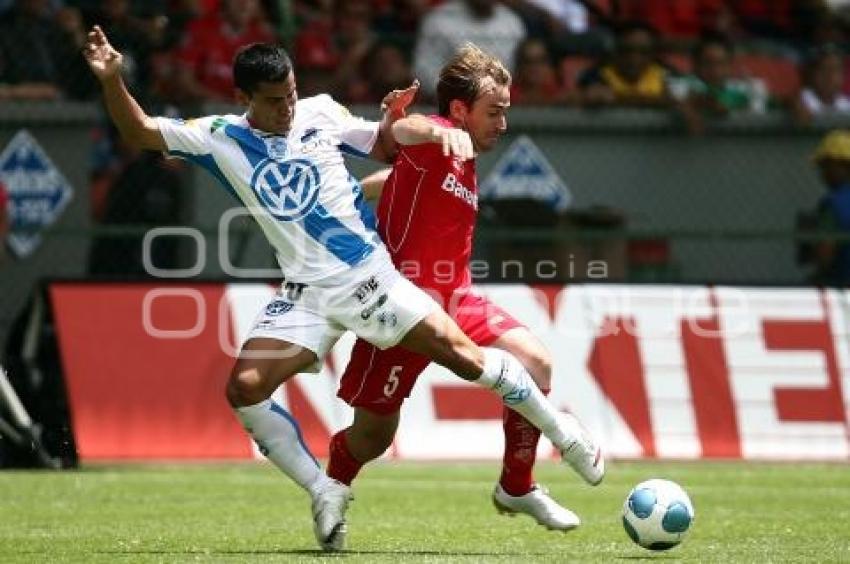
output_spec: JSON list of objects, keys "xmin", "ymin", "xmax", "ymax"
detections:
[{"xmin": 157, "ymin": 94, "xmax": 385, "ymax": 283}]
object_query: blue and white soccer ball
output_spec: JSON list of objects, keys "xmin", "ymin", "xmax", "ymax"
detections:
[{"xmin": 622, "ymin": 479, "xmax": 695, "ymax": 551}]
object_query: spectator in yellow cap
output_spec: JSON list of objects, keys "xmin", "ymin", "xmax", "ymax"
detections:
[{"xmin": 807, "ymin": 130, "xmax": 850, "ymax": 285}]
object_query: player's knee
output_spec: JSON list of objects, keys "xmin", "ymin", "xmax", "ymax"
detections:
[
  {"xmin": 225, "ymin": 367, "xmax": 268, "ymax": 407},
  {"xmin": 434, "ymin": 335, "xmax": 483, "ymax": 379},
  {"xmin": 523, "ymin": 350, "xmax": 552, "ymax": 391},
  {"xmin": 404, "ymin": 314, "xmax": 483, "ymax": 378}
]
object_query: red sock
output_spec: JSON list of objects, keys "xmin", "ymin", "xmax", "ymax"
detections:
[
  {"xmin": 327, "ymin": 430, "xmax": 363, "ymax": 486},
  {"xmin": 499, "ymin": 390, "xmax": 548, "ymax": 497}
]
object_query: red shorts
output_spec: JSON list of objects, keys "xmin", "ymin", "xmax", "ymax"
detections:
[{"xmin": 337, "ymin": 289, "xmax": 524, "ymax": 414}]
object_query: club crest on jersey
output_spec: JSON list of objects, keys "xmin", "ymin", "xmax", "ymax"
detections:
[
  {"xmin": 265, "ymin": 300, "xmax": 294, "ymax": 316},
  {"xmin": 266, "ymin": 137, "xmax": 288, "ymax": 161},
  {"xmin": 250, "ymin": 157, "xmax": 321, "ymax": 221}
]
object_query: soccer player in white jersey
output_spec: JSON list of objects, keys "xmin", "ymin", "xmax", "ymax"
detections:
[{"xmin": 83, "ymin": 26, "xmax": 604, "ymax": 552}]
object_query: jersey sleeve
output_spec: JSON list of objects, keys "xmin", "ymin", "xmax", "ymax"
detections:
[
  {"xmin": 155, "ymin": 115, "xmax": 219, "ymax": 156},
  {"xmin": 399, "ymin": 139, "xmax": 443, "ymax": 166},
  {"xmin": 316, "ymin": 95, "xmax": 379, "ymax": 158}
]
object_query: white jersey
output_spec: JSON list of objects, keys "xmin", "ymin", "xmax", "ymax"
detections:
[{"xmin": 157, "ymin": 94, "xmax": 386, "ymax": 283}]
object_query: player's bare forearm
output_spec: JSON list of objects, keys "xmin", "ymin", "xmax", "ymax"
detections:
[
  {"xmin": 372, "ymin": 111, "xmax": 402, "ymax": 163},
  {"xmin": 361, "ymin": 168, "xmax": 391, "ymax": 201},
  {"xmin": 99, "ymin": 75, "xmax": 166, "ymax": 152},
  {"xmin": 393, "ymin": 115, "xmax": 474, "ymax": 159},
  {"xmin": 85, "ymin": 25, "xmax": 165, "ymax": 152},
  {"xmin": 390, "ymin": 114, "xmax": 439, "ymax": 146},
  {"xmin": 370, "ymin": 80, "xmax": 420, "ymax": 163}
]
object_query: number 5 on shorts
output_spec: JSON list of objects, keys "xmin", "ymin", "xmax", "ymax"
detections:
[{"xmin": 383, "ymin": 365, "xmax": 402, "ymax": 398}]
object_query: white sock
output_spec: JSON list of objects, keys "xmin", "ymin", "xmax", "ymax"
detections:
[
  {"xmin": 477, "ymin": 348, "xmax": 571, "ymax": 448},
  {"xmin": 235, "ymin": 399, "xmax": 331, "ymax": 497}
]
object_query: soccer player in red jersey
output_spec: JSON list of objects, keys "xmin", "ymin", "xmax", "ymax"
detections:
[{"xmin": 329, "ymin": 44, "xmax": 603, "ymax": 533}]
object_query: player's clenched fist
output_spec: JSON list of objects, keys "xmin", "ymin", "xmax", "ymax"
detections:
[
  {"xmin": 430, "ymin": 126, "xmax": 474, "ymax": 160},
  {"xmin": 83, "ymin": 25, "xmax": 123, "ymax": 81}
]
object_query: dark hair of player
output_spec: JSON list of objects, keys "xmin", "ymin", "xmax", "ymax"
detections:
[{"xmin": 233, "ymin": 43, "xmax": 293, "ymax": 95}]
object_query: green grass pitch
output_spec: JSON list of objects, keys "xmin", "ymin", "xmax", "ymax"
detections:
[{"xmin": 1, "ymin": 460, "xmax": 849, "ymax": 563}]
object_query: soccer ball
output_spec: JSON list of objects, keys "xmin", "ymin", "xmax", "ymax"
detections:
[{"xmin": 622, "ymin": 479, "xmax": 694, "ymax": 551}]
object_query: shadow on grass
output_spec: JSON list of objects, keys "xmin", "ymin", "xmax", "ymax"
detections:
[
  {"xmin": 89, "ymin": 548, "xmax": 556, "ymax": 557},
  {"xmin": 616, "ymin": 555, "xmax": 680, "ymax": 560}
]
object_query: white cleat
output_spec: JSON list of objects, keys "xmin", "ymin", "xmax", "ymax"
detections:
[
  {"xmin": 311, "ymin": 479, "xmax": 352, "ymax": 552},
  {"xmin": 492, "ymin": 483, "xmax": 580, "ymax": 531},
  {"xmin": 558, "ymin": 413, "xmax": 605, "ymax": 485}
]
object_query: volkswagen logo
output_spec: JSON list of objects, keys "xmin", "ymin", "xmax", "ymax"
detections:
[{"xmin": 250, "ymin": 158, "xmax": 321, "ymax": 221}]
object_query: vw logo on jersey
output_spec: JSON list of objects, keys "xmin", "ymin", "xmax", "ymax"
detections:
[{"xmin": 250, "ymin": 158, "xmax": 321, "ymax": 221}]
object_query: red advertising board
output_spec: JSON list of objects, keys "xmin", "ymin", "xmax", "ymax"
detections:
[{"xmin": 50, "ymin": 283, "xmax": 850, "ymax": 461}]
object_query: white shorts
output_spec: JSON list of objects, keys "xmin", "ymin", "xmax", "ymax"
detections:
[{"xmin": 246, "ymin": 253, "xmax": 438, "ymax": 370}]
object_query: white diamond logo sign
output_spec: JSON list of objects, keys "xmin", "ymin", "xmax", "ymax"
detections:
[
  {"xmin": 0, "ymin": 130, "xmax": 74, "ymax": 257},
  {"xmin": 480, "ymin": 135, "xmax": 571, "ymax": 212}
]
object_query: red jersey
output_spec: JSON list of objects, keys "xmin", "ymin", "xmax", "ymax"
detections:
[
  {"xmin": 376, "ymin": 115, "xmax": 478, "ymax": 296},
  {"xmin": 176, "ymin": 15, "xmax": 275, "ymax": 100},
  {"xmin": 617, "ymin": 0, "xmax": 725, "ymax": 38}
]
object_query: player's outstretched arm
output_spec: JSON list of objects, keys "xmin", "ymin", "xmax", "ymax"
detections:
[
  {"xmin": 391, "ymin": 115, "xmax": 474, "ymax": 160},
  {"xmin": 370, "ymin": 80, "xmax": 420, "ymax": 163},
  {"xmin": 360, "ymin": 168, "xmax": 391, "ymax": 201},
  {"xmin": 84, "ymin": 25, "xmax": 166, "ymax": 152}
]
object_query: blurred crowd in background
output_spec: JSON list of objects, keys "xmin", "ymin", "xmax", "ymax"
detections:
[
  {"xmin": 5, "ymin": 0, "xmax": 850, "ymax": 120},
  {"xmin": 7, "ymin": 0, "xmax": 850, "ymax": 168}
]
